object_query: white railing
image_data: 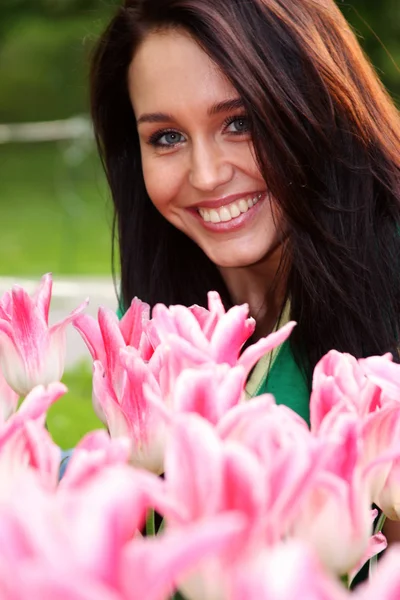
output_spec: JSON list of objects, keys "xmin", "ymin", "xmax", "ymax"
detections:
[{"xmin": 0, "ymin": 116, "xmax": 92, "ymax": 144}]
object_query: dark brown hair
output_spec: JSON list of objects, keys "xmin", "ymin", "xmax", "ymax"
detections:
[{"xmin": 90, "ymin": 0, "xmax": 400, "ymax": 380}]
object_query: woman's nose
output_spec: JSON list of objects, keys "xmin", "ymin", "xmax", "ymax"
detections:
[{"xmin": 189, "ymin": 140, "xmax": 234, "ymax": 192}]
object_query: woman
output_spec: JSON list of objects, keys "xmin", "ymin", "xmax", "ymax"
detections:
[
  {"xmin": 77, "ymin": 0, "xmax": 400, "ymax": 566},
  {"xmin": 90, "ymin": 0, "xmax": 400, "ymax": 428}
]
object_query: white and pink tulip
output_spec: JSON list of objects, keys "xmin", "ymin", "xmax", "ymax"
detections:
[{"xmin": 0, "ymin": 274, "xmax": 87, "ymax": 396}]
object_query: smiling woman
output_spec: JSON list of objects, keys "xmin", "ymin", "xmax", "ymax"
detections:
[
  {"xmin": 90, "ymin": 0, "xmax": 400, "ymax": 423},
  {"xmin": 128, "ymin": 29, "xmax": 280, "ymax": 273}
]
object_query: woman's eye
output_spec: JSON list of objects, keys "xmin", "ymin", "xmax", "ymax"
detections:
[
  {"xmin": 225, "ymin": 117, "xmax": 250, "ymax": 134},
  {"xmin": 149, "ymin": 131, "xmax": 185, "ymax": 147}
]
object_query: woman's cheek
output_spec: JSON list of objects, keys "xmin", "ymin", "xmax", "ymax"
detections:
[{"xmin": 142, "ymin": 158, "xmax": 181, "ymax": 216}]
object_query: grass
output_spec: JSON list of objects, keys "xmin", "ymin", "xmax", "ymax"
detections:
[
  {"xmin": 0, "ymin": 141, "xmax": 112, "ymax": 276},
  {"xmin": 47, "ymin": 360, "xmax": 105, "ymax": 450}
]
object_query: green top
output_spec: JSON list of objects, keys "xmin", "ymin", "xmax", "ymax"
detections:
[
  {"xmin": 244, "ymin": 301, "xmax": 310, "ymax": 424},
  {"xmin": 250, "ymin": 339, "xmax": 310, "ymax": 424}
]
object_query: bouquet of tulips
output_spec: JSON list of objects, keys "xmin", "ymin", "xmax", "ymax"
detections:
[{"xmin": 1, "ymin": 273, "xmax": 400, "ymax": 599}]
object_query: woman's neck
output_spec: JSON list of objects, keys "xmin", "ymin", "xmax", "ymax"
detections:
[{"xmin": 219, "ymin": 243, "xmax": 287, "ymax": 341}]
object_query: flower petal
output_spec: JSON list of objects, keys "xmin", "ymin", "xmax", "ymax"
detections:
[
  {"xmin": 32, "ymin": 273, "xmax": 53, "ymax": 325},
  {"xmin": 238, "ymin": 321, "xmax": 296, "ymax": 376}
]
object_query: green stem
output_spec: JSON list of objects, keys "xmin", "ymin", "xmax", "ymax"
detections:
[
  {"xmin": 146, "ymin": 509, "xmax": 155, "ymax": 537},
  {"xmin": 369, "ymin": 510, "xmax": 387, "ymax": 578}
]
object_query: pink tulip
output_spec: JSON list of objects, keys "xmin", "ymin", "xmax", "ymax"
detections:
[
  {"xmin": 0, "ymin": 274, "xmax": 88, "ymax": 395},
  {"xmin": 310, "ymin": 350, "xmax": 400, "ymax": 524},
  {"xmin": 121, "ymin": 513, "xmax": 246, "ymax": 600},
  {"xmin": 58, "ymin": 429, "xmax": 131, "ymax": 489},
  {"xmin": 229, "ymin": 542, "xmax": 349, "ymax": 600},
  {"xmin": 161, "ymin": 413, "xmax": 269, "ymax": 599},
  {"xmin": 310, "ymin": 350, "xmax": 381, "ymax": 434},
  {"xmin": 0, "ymin": 383, "xmax": 66, "ymax": 492},
  {"xmin": 0, "ymin": 458, "xmax": 245, "ymax": 600},
  {"xmin": 73, "ymin": 301, "xmax": 152, "ymax": 422},
  {"xmin": 92, "ymin": 342, "xmax": 251, "ymax": 474},
  {"xmin": 362, "ymin": 423, "xmax": 400, "ymax": 522},
  {"xmin": 73, "ymin": 298, "xmax": 152, "ymax": 371},
  {"xmin": 149, "ymin": 292, "xmax": 296, "ymax": 377},
  {"xmin": 146, "ymin": 361, "xmax": 247, "ymax": 425},
  {"xmin": 217, "ymin": 397, "xmax": 323, "ymax": 542},
  {"xmin": 75, "ymin": 292, "xmax": 295, "ymax": 476},
  {"xmin": 360, "ymin": 404, "xmax": 400, "ymax": 516},
  {"xmin": 220, "ymin": 396, "xmax": 378, "ymax": 577},
  {"xmin": 360, "ymin": 353, "xmax": 400, "ymax": 404},
  {"xmin": 289, "ymin": 417, "xmax": 373, "ymax": 576},
  {"xmin": 0, "ymin": 569, "xmax": 122, "ymax": 600},
  {"xmin": 0, "ymin": 466, "xmax": 152, "ymax": 591},
  {"xmin": 350, "ymin": 354, "xmax": 400, "ymax": 520},
  {"xmin": 91, "ymin": 352, "xmax": 167, "ymax": 474}
]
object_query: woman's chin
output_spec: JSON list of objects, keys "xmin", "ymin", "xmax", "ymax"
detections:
[{"xmin": 207, "ymin": 251, "xmax": 272, "ymax": 270}]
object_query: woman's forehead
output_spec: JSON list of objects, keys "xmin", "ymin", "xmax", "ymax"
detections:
[{"xmin": 128, "ymin": 29, "xmax": 237, "ymax": 118}]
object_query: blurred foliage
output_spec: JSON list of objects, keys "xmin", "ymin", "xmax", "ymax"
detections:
[
  {"xmin": 342, "ymin": 0, "xmax": 400, "ymax": 102},
  {"xmin": 0, "ymin": 141, "xmax": 112, "ymax": 275},
  {"xmin": 0, "ymin": 0, "xmax": 398, "ymax": 123},
  {"xmin": 0, "ymin": 6, "xmax": 116, "ymax": 122},
  {"xmin": 47, "ymin": 359, "xmax": 104, "ymax": 450}
]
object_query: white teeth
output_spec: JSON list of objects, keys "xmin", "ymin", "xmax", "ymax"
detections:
[
  {"xmin": 229, "ymin": 203, "xmax": 241, "ymax": 218},
  {"xmin": 219, "ymin": 207, "xmax": 231, "ymax": 222},
  {"xmin": 199, "ymin": 208, "xmax": 210, "ymax": 222},
  {"xmin": 197, "ymin": 193, "xmax": 263, "ymax": 224},
  {"xmin": 209, "ymin": 209, "xmax": 221, "ymax": 223},
  {"xmin": 238, "ymin": 199, "xmax": 248, "ymax": 213}
]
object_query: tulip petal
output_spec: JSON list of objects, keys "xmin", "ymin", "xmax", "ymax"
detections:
[
  {"xmin": 98, "ymin": 308, "xmax": 127, "ymax": 376},
  {"xmin": 211, "ymin": 304, "xmax": 255, "ymax": 365},
  {"xmin": 217, "ymin": 396, "xmax": 276, "ymax": 440},
  {"xmin": 73, "ymin": 313, "xmax": 106, "ymax": 364},
  {"xmin": 10, "ymin": 286, "xmax": 48, "ymax": 375},
  {"xmin": 92, "ymin": 361, "xmax": 129, "ymax": 436},
  {"xmin": 32, "ymin": 273, "xmax": 53, "ymax": 325},
  {"xmin": 349, "ymin": 532, "xmax": 387, "ymax": 584},
  {"xmin": 119, "ymin": 297, "xmax": 150, "ymax": 348},
  {"xmin": 164, "ymin": 414, "xmax": 224, "ymax": 522},
  {"xmin": 17, "ymin": 382, "xmax": 67, "ymax": 420},
  {"xmin": 238, "ymin": 321, "xmax": 296, "ymax": 376},
  {"xmin": 361, "ymin": 355, "xmax": 400, "ymax": 400},
  {"xmin": 59, "ymin": 431, "xmax": 130, "ymax": 490},
  {"xmin": 153, "ymin": 304, "xmax": 209, "ymax": 352},
  {"xmin": 173, "ymin": 365, "xmax": 245, "ymax": 424},
  {"xmin": 122, "ymin": 513, "xmax": 246, "ymax": 600}
]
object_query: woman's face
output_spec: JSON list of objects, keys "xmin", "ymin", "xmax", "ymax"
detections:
[{"xmin": 128, "ymin": 29, "xmax": 282, "ymax": 269}]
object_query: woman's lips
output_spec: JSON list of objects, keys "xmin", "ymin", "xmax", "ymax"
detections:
[
  {"xmin": 190, "ymin": 190, "xmax": 266, "ymax": 211},
  {"xmin": 189, "ymin": 191, "xmax": 267, "ymax": 233}
]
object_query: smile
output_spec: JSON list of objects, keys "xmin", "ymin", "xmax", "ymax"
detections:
[{"xmin": 197, "ymin": 193, "xmax": 263, "ymax": 224}]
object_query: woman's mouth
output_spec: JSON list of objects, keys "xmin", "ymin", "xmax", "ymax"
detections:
[{"xmin": 197, "ymin": 193, "xmax": 263, "ymax": 224}]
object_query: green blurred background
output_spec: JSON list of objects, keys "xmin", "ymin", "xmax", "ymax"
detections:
[{"xmin": 0, "ymin": 0, "xmax": 398, "ymax": 449}]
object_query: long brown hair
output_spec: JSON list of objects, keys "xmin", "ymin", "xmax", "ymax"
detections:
[{"xmin": 90, "ymin": 0, "xmax": 400, "ymax": 380}]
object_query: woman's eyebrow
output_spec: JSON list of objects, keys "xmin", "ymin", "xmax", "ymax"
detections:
[
  {"xmin": 208, "ymin": 97, "xmax": 244, "ymax": 116},
  {"xmin": 136, "ymin": 97, "xmax": 244, "ymax": 125}
]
